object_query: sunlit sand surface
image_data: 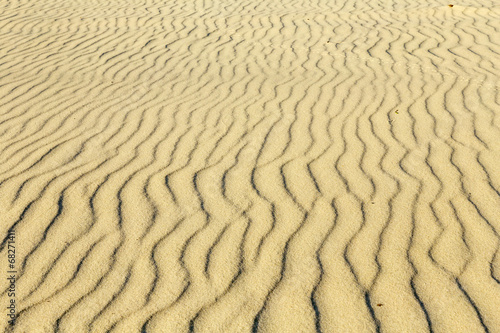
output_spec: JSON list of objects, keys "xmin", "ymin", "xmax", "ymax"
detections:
[{"xmin": 1, "ymin": 0, "xmax": 500, "ymax": 332}]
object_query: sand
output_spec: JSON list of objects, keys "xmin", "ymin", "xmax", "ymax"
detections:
[{"xmin": 0, "ymin": 0, "xmax": 499, "ymax": 332}]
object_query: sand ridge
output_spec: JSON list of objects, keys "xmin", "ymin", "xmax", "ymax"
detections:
[{"xmin": 0, "ymin": 0, "xmax": 500, "ymax": 332}]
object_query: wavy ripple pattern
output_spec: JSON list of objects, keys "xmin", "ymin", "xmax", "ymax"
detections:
[{"xmin": 1, "ymin": 0, "xmax": 500, "ymax": 332}]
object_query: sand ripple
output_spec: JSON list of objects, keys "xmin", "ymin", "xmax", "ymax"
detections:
[{"xmin": 1, "ymin": 0, "xmax": 500, "ymax": 332}]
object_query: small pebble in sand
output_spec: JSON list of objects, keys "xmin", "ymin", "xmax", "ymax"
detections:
[{"xmin": 448, "ymin": 4, "xmax": 454, "ymax": 7}]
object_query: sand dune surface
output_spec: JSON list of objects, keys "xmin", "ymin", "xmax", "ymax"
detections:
[{"xmin": 1, "ymin": 0, "xmax": 500, "ymax": 332}]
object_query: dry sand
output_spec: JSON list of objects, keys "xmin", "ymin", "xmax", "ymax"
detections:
[{"xmin": 1, "ymin": 0, "xmax": 500, "ymax": 332}]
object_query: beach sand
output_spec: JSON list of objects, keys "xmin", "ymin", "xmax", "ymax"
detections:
[{"xmin": 1, "ymin": 0, "xmax": 499, "ymax": 332}]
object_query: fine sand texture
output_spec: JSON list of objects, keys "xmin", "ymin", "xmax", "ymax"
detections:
[{"xmin": 1, "ymin": 0, "xmax": 500, "ymax": 332}]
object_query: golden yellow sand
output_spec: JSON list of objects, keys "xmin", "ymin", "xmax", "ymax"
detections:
[{"xmin": 1, "ymin": 0, "xmax": 499, "ymax": 332}]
